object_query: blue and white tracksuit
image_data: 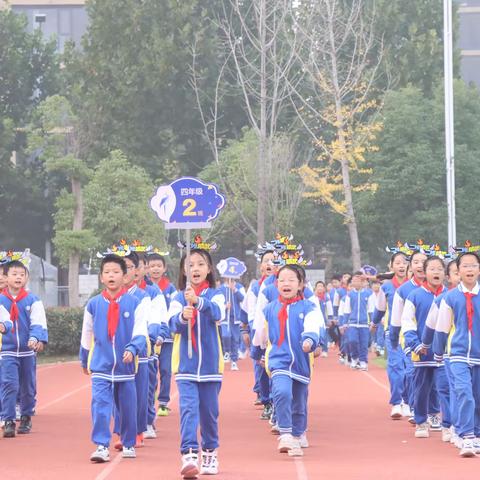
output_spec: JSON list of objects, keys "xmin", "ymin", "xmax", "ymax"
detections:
[
  {"xmin": 389, "ymin": 278, "xmax": 423, "ymax": 408},
  {"xmin": 80, "ymin": 292, "xmax": 148, "ymax": 448},
  {"xmin": 343, "ymin": 289, "xmax": 371, "ymax": 363},
  {"xmin": 318, "ymin": 295, "xmax": 333, "ymax": 351},
  {"xmin": 168, "ymin": 287, "xmax": 225, "ymax": 453},
  {"xmin": 372, "ymin": 280, "xmax": 407, "ymax": 406},
  {"xmin": 0, "ymin": 292, "xmax": 47, "ymax": 421},
  {"xmin": 433, "ymin": 282, "xmax": 480, "ymax": 439},
  {"xmin": 155, "ymin": 281, "xmax": 177, "ymax": 409},
  {"xmin": 254, "ymin": 299, "xmax": 321, "ymax": 437},
  {"xmin": 401, "ymin": 286, "xmax": 449, "ymax": 427},
  {"xmin": 368, "ymin": 292, "xmax": 384, "ymax": 350},
  {"xmin": 219, "ymin": 282, "xmax": 246, "ymax": 362}
]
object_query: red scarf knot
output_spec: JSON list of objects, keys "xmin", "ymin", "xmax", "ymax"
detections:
[
  {"xmin": 102, "ymin": 289, "xmax": 126, "ymax": 340},
  {"xmin": 139, "ymin": 279, "xmax": 147, "ymax": 290},
  {"xmin": 392, "ymin": 277, "xmax": 407, "ymax": 290},
  {"xmin": 158, "ymin": 277, "xmax": 170, "ymax": 292},
  {"xmin": 316, "ymin": 292, "xmax": 326, "ymax": 302},
  {"xmin": 277, "ymin": 294, "xmax": 303, "ymax": 346},
  {"xmin": 2, "ymin": 288, "xmax": 29, "ymax": 333},
  {"xmin": 190, "ymin": 281, "xmax": 210, "ymax": 352},
  {"xmin": 464, "ymin": 292, "xmax": 476, "ymax": 334},
  {"xmin": 422, "ymin": 281, "xmax": 444, "ymax": 297},
  {"xmin": 258, "ymin": 275, "xmax": 267, "ymax": 286}
]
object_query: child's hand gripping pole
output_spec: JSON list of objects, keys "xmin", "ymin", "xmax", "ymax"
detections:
[{"xmin": 185, "ymin": 229, "xmax": 193, "ymax": 359}]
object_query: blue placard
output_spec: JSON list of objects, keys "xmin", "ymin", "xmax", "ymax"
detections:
[
  {"xmin": 150, "ymin": 177, "xmax": 226, "ymax": 229},
  {"xmin": 361, "ymin": 264, "xmax": 378, "ymax": 277},
  {"xmin": 217, "ymin": 257, "xmax": 247, "ymax": 279}
]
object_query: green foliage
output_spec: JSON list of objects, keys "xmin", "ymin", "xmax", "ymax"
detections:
[
  {"xmin": 45, "ymin": 307, "xmax": 83, "ymax": 355},
  {"xmin": 83, "ymin": 149, "xmax": 166, "ymax": 250},
  {"xmin": 53, "ymin": 229, "xmax": 97, "ymax": 267}
]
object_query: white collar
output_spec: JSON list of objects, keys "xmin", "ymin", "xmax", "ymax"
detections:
[{"xmin": 459, "ymin": 282, "xmax": 480, "ymax": 295}]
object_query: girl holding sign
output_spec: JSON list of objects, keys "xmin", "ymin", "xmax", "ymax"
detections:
[{"xmin": 168, "ymin": 248, "xmax": 225, "ymax": 478}]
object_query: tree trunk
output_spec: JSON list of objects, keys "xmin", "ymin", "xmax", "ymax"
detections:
[{"xmin": 68, "ymin": 176, "xmax": 83, "ymax": 307}]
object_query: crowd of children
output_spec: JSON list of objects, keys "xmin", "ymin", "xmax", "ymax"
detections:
[{"xmin": 3, "ymin": 235, "xmax": 480, "ymax": 479}]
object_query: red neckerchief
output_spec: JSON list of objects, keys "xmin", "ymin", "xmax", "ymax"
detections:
[
  {"xmin": 422, "ymin": 281, "xmax": 444, "ymax": 297},
  {"xmin": 277, "ymin": 294, "xmax": 303, "ymax": 346},
  {"xmin": 316, "ymin": 292, "xmax": 326, "ymax": 302},
  {"xmin": 125, "ymin": 281, "xmax": 136, "ymax": 291},
  {"xmin": 190, "ymin": 281, "xmax": 210, "ymax": 352},
  {"xmin": 463, "ymin": 285, "xmax": 477, "ymax": 334},
  {"xmin": 392, "ymin": 276, "xmax": 407, "ymax": 290},
  {"xmin": 258, "ymin": 275, "xmax": 267, "ymax": 286},
  {"xmin": 138, "ymin": 279, "xmax": 147, "ymax": 290},
  {"xmin": 102, "ymin": 288, "xmax": 126, "ymax": 339},
  {"xmin": 1, "ymin": 288, "xmax": 29, "ymax": 333},
  {"xmin": 158, "ymin": 277, "xmax": 170, "ymax": 292},
  {"xmin": 412, "ymin": 276, "xmax": 422, "ymax": 287}
]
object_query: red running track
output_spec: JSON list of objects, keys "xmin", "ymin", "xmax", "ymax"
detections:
[{"xmin": 1, "ymin": 354, "xmax": 477, "ymax": 479}]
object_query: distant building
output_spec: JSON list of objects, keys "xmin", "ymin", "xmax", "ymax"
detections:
[
  {"xmin": 0, "ymin": 0, "xmax": 88, "ymax": 52},
  {"xmin": 458, "ymin": 1, "xmax": 480, "ymax": 88}
]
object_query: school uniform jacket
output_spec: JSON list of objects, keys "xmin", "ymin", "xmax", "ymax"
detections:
[
  {"xmin": 343, "ymin": 289, "xmax": 371, "ymax": 327},
  {"xmin": 262, "ymin": 299, "xmax": 321, "ymax": 384},
  {"xmin": 80, "ymin": 292, "xmax": 148, "ymax": 382},
  {"xmin": 401, "ymin": 285, "xmax": 446, "ymax": 367},
  {"xmin": 219, "ymin": 282, "xmax": 246, "ymax": 326},
  {"xmin": 169, "ymin": 288, "xmax": 226, "ymax": 382},
  {"xmin": 421, "ymin": 291, "xmax": 447, "ymax": 354},
  {"xmin": 157, "ymin": 281, "xmax": 178, "ymax": 343},
  {"xmin": 372, "ymin": 281, "xmax": 401, "ymax": 334},
  {"xmin": 0, "ymin": 292, "xmax": 48, "ymax": 357},
  {"xmin": 389, "ymin": 278, "xmax": 422, "ymax": 350},
  {"xmin": 433, "ymin": 282, "xmax": 480, "ymax": 366}
]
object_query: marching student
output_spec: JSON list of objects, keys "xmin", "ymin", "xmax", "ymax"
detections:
[
  {"xmin": 433, "ymin": 251, "xmax": 480, "ymax": 457},
  {"xmin": 168, "ymin": 248, "xmax": 225, "ymax": 478},
  {"xmin": 0, "ymin": 258, "xmax": 47, "ymax": 438},
  {"xmin": 401, "ymin": 255, "xmax": 450, "ymax": 439},
  {"xmin": 314, "ymin": 281, "xmax": 334, "ymax": 356},
  {"xmin": 368, "ymin": 280, "xmax": 384, "ymax": 356},
  {"xmin": 219, "ymin": 278, "xmax": 246, "ymax": 371},
  {"xmin": 371, "ymin": 251, "xmax": 409, "ymax": 419},
  {"xmin": 147, "ymin": 252, "xmax": 177, "ymax": 417},
  {"xmin": 80, "ymin": 254, "xmax": 148, "ymax": 462},
  {"xmin": 343, "ymin": 272, "xmax": 371, "ymax": 371},
  {"xmin": 253, "ymin": 264, "xmax": 322, "ymax": 457}
]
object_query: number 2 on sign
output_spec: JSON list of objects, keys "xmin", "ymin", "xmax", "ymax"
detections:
[{"xmin": 182, "ymin": 198, "xmax": 197, "ymax": 217}]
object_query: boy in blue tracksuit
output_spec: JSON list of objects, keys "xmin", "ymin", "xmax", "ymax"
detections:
[
  {"xmin": 219, "ymin": 278, "xmax": 246, "ymax": 371},
  {"xmin": 401, "ymin": 256, "xmax": 449, "ymax": 439},
  {"xmin": 0, "ymin": 259, "xmax": 48, "ymax": 438},
  {"xmin": 343, "ymin": 271, "xmax": 371, "ymax": 371},
  {"xmin": 168, "ymin": 249, "xmax": 225, "ymax": 478},
  {"xmin": 253, "ymin": 264, "xmax": 322, "ymax": 457},
  {"xmin": 147, "ymin": 252, "xmax": 177, "ymax": 418},
  {"xmin": 80, "ymin": 254, "xmax": 148, "ymax": 463},
  {"xmin": 433, "ymin": 251, "xmax": 480, "ymax": 457}
]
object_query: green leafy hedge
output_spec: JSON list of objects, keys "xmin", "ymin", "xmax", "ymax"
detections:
[{"xmin": 45, "ymin": 307, "xmax": 83, "ymax": 355}]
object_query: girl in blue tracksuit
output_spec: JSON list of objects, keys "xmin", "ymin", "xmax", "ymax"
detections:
[
  {"xmin": 434, "ymin": 251, "xmax": 480, "ymax": 457},
  {"xmin": 219, "ymin": 279, "xmax": 246, "ymax": 370},
  {"xmin": 168, "ymin": 249, "xmax": 225, "ymax": 478},
  {"xmin": 315, "ymin": 281, "xmax": 334, "ymax": 354},
  {"xmin": 253, "ymin": 264, "xmax": 321, "ymax": 457},
  {"xmin": 401, "ymin": 256, "xmax": 450, "ymax": 438},
  {"xmin": 371, "ymin": 252, "xmax": 409, "ymax": 418},
  {"xmin": 0, "ymin": 260, "xmax": 48, "ymax": 438},
  {"xmin": 80, "ymin": 255, "xmax": 148, "ymax": 463},
  {"xmin": 422, "ymin": 259, "xmax": 460, "ymax": 444}
]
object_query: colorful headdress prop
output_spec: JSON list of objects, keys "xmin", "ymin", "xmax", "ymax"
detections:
[
  {"xmin": 148, "ymin": 247, "xmax": 170, "ymax": 256},
  {"xmin": 129, "ymin": 239, "xmax": 153, "ymax": 253},
  {"xmin": 385, "ymin": 241, "xmax": 414, "ymax": 257},
  {"xmin": 452, "ymin": 240, "xmax": 480, "ymax": 255},
  {"xmin": 177, "ymin": 234, "xmax": 218, "ymax": 252},
  {"xmin": 255, "ymin": 242, "xmax": 277, "ymax": 262},
  {"xmin": 96, "ymin": 242, "xmax": 132, "ymax": 258},
  {"xmin": 270, "ymin": 233, "xmax": 302, "ymax": 253},
  {"xmin": 424, "ymin": 243, "xmax": 454, "ymax": 260},
  {"xmin": 0, "ymin": 249, "xmax": 31, "ymax": 268},
  {"xmin": 217, "ymin": 257, "xmax": 247, "ymax": 279}
]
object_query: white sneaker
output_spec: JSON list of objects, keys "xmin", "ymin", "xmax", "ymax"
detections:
[
  {"xmin": 401, "ymin": 403, "xmax": 412, "ymax": 417},
  {"xmin": 428, "ymin": 414, "xmax": 442, "ymax": 431},
  {"xmin": 460, "ymin": 438, "xmax": 476, "ymax": 457},
  {"xmin": 390, "ymin": 404, "xmax": 402, "ymax": 420},
  {"xmin": 350, "ymin": 359, "xmax": 359, "ymax": 369},
  {"xmin": 288, "ymin": 437, "xmax": 304, "ymax": 457},
  {"xmin": 358, "ymin": 361, "xmax": 368, "ymax": 371},
  {"xmin": 442, "ymin": 427, "xmax": 452, "ymax": 443},
  {"xmin": 321, "ymin": 351, "xmax": 328, "ymax": 358},
  {"xmin": 338, "ymin": 356, "xmax": 345, "ymax": 365},
  {"xmin": 122, "ymin": 446, "xmax": 136, "ymax": 458},
  {"xmin": 450, "ymin": 426, "xmax": 456, "ymax": 444},
  {"xmin": 223, "ymin": 353, "xmax": 230, "ymax": 363},
  {"xmin": 278, "ymin": 433, "xmax": 295, "ymax": 453},
  {"xmin": 238, "ymin": 350, "xmax": 248, "ymax": 360},
  {"xmin": 270, "ymin": 423, "xmax": 280, "ymax": 435},
  {"xmin": 90, "ymin": 445, "xmax": 110, "ymax": 463},
  {"xmin": 181, "ymin": 450, "xmax": 199, "ymax": 479},
  {"xmin": 473, "ymin": 438, "xmax": 480, "ymax": 454},
  {"xmin": 200, "ymin": 450, "xmax": 219, "ymax": 475},
  {"xmin": 144, "ymin": 424, "xmax": 157, "ymax": 439},
  {"xmin": 230, "ymin": 361, "xmax": 239, "ymax": 371},
  {"xmin": 299, "ymin": 433, "xmax": 309, "ymax": 448},
  {"xmin": 455, "ymin": 435, "xmax": 463, "ymax": 449},
  {"xmin": 415, "ymin": 423, "xmax": 430, "ymax": 438}
]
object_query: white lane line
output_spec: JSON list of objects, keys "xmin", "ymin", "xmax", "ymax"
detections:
[
  {"xmin": 37, "ymin": 383, "xmax": 90, "ymax": 412},
  {"xmin": 294, "ymin": 457, "xmax": 309, "ymax": 480},
  {"xmin": 361, "ymin": 370, "xmax": 389, "ymax": 392}
]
